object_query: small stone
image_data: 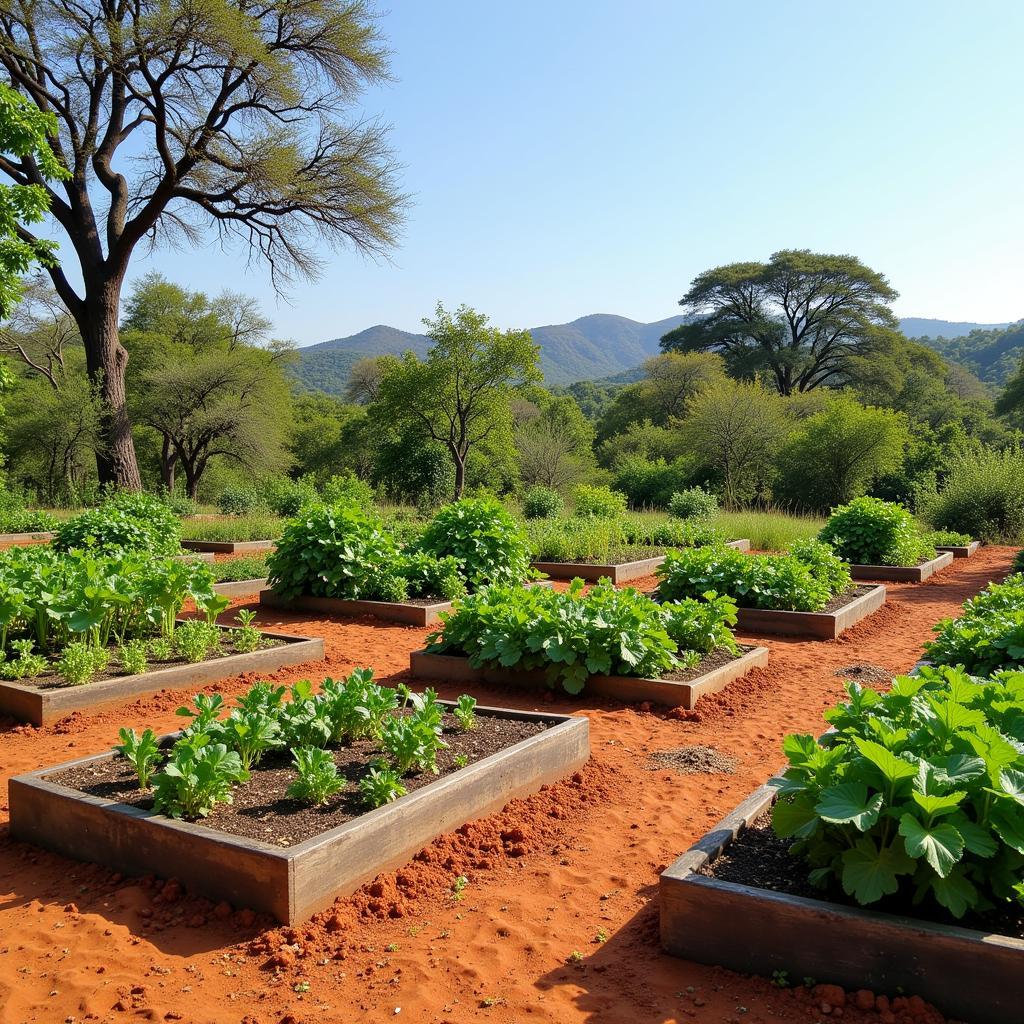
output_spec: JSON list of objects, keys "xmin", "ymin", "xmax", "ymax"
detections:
[{"xmin": 854, "ymin": 990, "xmax": 874, "ymax": 1011}]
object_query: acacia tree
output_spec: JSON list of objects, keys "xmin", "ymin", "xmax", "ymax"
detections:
[
  {"xmin": 661, "ymin": 250, "xmax": 899, "ymax": 394},
  {"xmin": 0, "ymin": 1, "xmax": 405, "ymax": 488},
  {"xmin": 372, "ymin": 304, "xmax": 540, "ymax": 499}
]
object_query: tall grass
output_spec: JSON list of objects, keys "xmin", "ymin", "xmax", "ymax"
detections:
[
  {"xmin": 178, "ymin": 514, "xmax": 285, "ymax": 542},
  {"xmin": 712, "ymin": 508, "xmax": 824, "ymax": 551}
]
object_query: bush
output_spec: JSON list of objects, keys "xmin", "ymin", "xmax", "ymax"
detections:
[
  {"xmin": 415, "ymin": 497, "xmax": 530, "ymax": 588},
  {"xmin": 0, "ymin": 489, "xmax": 58, "ymax": 533},
  {"xmin": 522, "ymin": 485, "xmax": 564, "ymax": 519},
  {"xmin": 259, "ymin": 476, "xmax": 319, "ymax": 517},
  {"xmin": 772, "ymin": 665, "xmax": 1024, "ymax": 917},
  {"xmin": 655, "ymin": 543, "xmax": 851, "ymax": 612},
  {"xmin": 925, "ymin": 529, "xmax": 974, "ymax": 547},
  {"xmin": 425, "ymin": 579, "xmax": 738, "ymax": 693},
  {"xmin": 217, "ymin": 485, "xmax": 260, "ymax": 515},
  {"xmin": 922, "ymin": 448, "xmax": 1024, "ymax": 544},
  {"xmin": 819, "ymin": 496, "xmax": 934, "ymax": 567},
  {"xmin": 667, "ymin": 486, "xmax": 718, "ymax": 520},
  {"xmin": 610, "ymin": 455, "xmax": 695, "ymax": 509},
  {"xmin": 321, "ymin": 472, "xmax": 375, "ymax": 508},
  {"xmin": 571, "ymin": 484, "xmax": 627, "ymax": 519},
  {"xmin": 55, "ymin": 492, "xmax": 181, "ymax": 555}
]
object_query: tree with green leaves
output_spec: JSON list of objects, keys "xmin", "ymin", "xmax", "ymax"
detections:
[
  {"xmin": 371, "ymin": 304, "xmax": 541, "ymax": 499},
  {"xmin": 0, "ymin": 1, "xmax": 405, "ymax": 489},
  {"xmin": 995, "ymin": 358, "xmax": 1024, "ymax": 428},
  {"xmin": 661, "ymin": 250, "xmax": 899, "ymax": 394},
  {"xmin": 514, "ymin": 392, "xmax": 596, "ymax": 490}
]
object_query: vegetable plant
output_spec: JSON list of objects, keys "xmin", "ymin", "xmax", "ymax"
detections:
[
  {"xmin": 55, "ymin": 492, "xmax": 181, "ymax": 556},
  {"xmin": 173, "ymin": 620, "xmax": 222, "ymax": 663},
  {"xmin": 57, "ymin": 641, "xmax": 106, "ymax": 686},
  {"xmin": 115, "ymin": 727, "xmax": 161, "ymax": 788},
  {"xmin": 381, "ymin": 715, "xmax": 446, "ymax": 774},
  {"xmin": 233, "ymin": 609, "xmax": 263, "ymax": 654},
  {"xmin": 819, "ymin": 496, "xmax": 935, "ymax": 567},
  {"xmin": 1, "ymin": 639, "xmax": 47, "ymax": 679},
  {"xmin": 359, "ymin": 765, "xmax": 407, "ymax": 808},
  {"xmin": 286, "ymin": 747, "xmax": 344, "ymax": 805},
  {"xmin": 453, "ymin": 694, "xmax": 477, "ymax": 731},
  {"xmin": 118, "ymin": 639, "xmax": 148, "ymax": 675},
  {"xmin": 151, "ymin": 737, "xmax": 249, "ymax": 819},
  {"xmin": 771, "ymin": 666, "xmax": 1024, "ymax": 919},
  {"xmin": 222, "ymin": 709, "xmax": 282, "ymax": 771}
]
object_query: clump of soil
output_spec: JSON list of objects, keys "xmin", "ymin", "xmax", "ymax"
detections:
[
  {"xmin": 647, "ymin": 744, "xmax": 736, "ymax": 775},
  {"xmin": 834, "ymin": 662, "xmax": 894, "ymax": 687}
]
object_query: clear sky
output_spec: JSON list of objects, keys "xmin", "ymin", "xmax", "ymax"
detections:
[{"xmin": 126, "ymin": 0, "xmax": 1024, "ymax": 345}]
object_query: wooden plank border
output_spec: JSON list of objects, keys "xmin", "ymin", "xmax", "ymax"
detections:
[
  {"xmin": 408, "ymin": 645, "xmax": 768, "ymax": 709},
  {"xmin": 0, "ymin": 530, "xmax": 54, "ymax": 545},
  {"xmin": 0, "ymin": 626, "xmax": 325, "ymax": 726},
  {"xmin": 260, "ymin": 589, "xmax": 453, "ymax": 626},
  {"xmin": 935, "ymin": 541, "xmax": 981, "ymax": 558},
  {"xmin": 9, "ymin": 705, "xmax": 589, "ymax": 924},
  {"xmin": 733, "ymin": 584, "xmax": 886, "ymax": 639},
  {"xmin": 848, "ymin": 551, "xmax": 954, "ymax": 582},
  {"xmin": 212, "ymin": 577, "xmax": 270, "ymax": 598},
  {"xmin": 659, "ymin": 782, "xmax": 1024, "ymax": 1024}
]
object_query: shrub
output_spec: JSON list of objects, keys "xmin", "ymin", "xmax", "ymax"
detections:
[
  {"xmin": 819, "ymin": 496, "xmax": 934, "ymax": 567},
  {"xmin": 620, "ymin": 515, "xmax": 722, "ymax": 549},
  {"xmin": 415, "ymin": 497, "xmax": 530, "ymax": 588},
  {"xmin": 609, "ymin": 455, "xmax": 695, "ymax": 509},
  {"xmin": 925, "ymin": 529, "xmax": 974, "ymax": 547},
  {"xmin": 655, "ymin": 543, "xmax": 851, "ymax": 612},
  {"xmin": 771, "ymin": 666, "xmax": 1024, "ymax": 918},
  {"xmin": 321, "ymin": 472, "xmax": 375, "ymax": 508},
  {"xmin": 572, "ymin": 484, "xmax": 627, "ymax": 519},
  {"xmin": 922, "ymin": 448, "xmax": 1024, "ymax": 544},
  {"xmin": 425, "ymin": 579, "xmax": 738, "ymax": 693},
  {"xmin": 395, "ymin": 550, "xmax": 466, "ymax": 601},
  {"xmin": 258, "ymin": 476, "xmax": 319, "ymax": 516},
  {"xmin": 0, "ymin": 489, "xmax": 58, "ymax": 533},
  {"xmin": 217, "ymin": 485, "xmax": 260, "ymax": 515},
  {"xmin": 667, "ymin": 486, "xmax": 719, "ymax": 521},
  {"xmin": 56, "ymin": 492, "xmax": 181, "ymax": 555},
  {"xmin": 522, "ymin": 485, "xmax": 564, "ymax": 519}
]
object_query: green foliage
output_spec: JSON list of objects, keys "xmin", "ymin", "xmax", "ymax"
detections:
[
  {"xmin": 453, "ymin": 694, "xmax": 477, "ymax": 731},
  {"xmin": 416, "ymin": 497, "xmax": 531, "ymax": 588},
  {"xmin": 178, "ymin": 514, "xmax": 283, "ymax": 543},
  {"xmin": 259, "ymin": 476, "xmax": 319, "ymax": 517},
  {"xmin": 115, "ymin": 727, "xmax": 161, "ymax": 789},
  {"xmin": 525, "ymin": 514, "xmax": 720, "ymax": 563},
  {"xmin": 0, "ymin": 490, "xmax": 58, "ymax": 533},
  {"xmin": 395, "ymin": 550, "xmax": 465, "ymax": 601},
  {"xmin": 1013, "ymin": 550, "xmax": 1024, "ymax": 574},
  {"xmin": 0, "ymin": 637, "xmax": 46, "ymax": 679},
  {"xmin": 381, "ymin": 712, "xmax": 447, "ymax": 774},
  {"xmin": 217, "ymin": 485, "xmax": 260, "ymax": 515},
  {"xmin": 712, "ymin": 508, "xmax": 823, "ymax": 552},
  {"xmin": 152, "ymin": 737, "xmax": 249, "ymax": 820},
  {"xmin": 148, "ymin": 637, "xmax": 173, "ymax": 662},
  {"xmin": 232, "ymin": 608, "xmax": 263, "ymax": 654},
  {"xmin": 820, "ymin": 496, "xmax": 935, "ymax": 567},
  {"xmin": 772, "ymin": 666, "xmax": 1024, "ymax": 918},
  {"xmin": 773, "ymin": 396, "xmax": 909, "ymax": 512},
  {"xmin": 55, "ymin": 492, "xmax": 181, "ymax": 555},
  {"xmin": 118, "ymin": 639, "xmax": 148, "ymax": 676},
  {"xmin": 57, "ymin": 641, "xmax": 107, "ymax": 686},
  {"xmin": 926, "ymin": 575, "xmax": 1024, "ymax": 676},
  {"xmin": 321, "ymin": 472, "xmax": 375, "ymax": 508},
  {"xmin": 572, "ymin": 484, "xmax": 627, "ymax": 519},
  {"xmin": 922, "ymin": 449, "xmax": 1024, "ymax": 544},
  {"xmin": 655, "ymin": 543, "xmax": 851, "ymax": 612},
  {"xmin": 667, "ymin": 487, "xmax": 718, "ymax": 520},
  {"xmin": 609, "ymin": 455, "xmax": 696, "ymax": 509},
  {"xmin": 212, "ymin": 554, "xmax": 269, "ymax": 583},
  {"xmin": 522, "ymin": 485, "xmax": 564, "ymax": 519},
  {"xmin": 926, "ymin": 530, "xmax": 974, "ymax": 547},
  {"xmin": 359, "ymin": 765, "xmax": 407, "ymax": 808},
  {"xmin": 286, "ymin": 747, "xmax": 344, "ymax": 805},
  {"xmin": 173, "ymin": 620, "xmax": 222, "ymax": 664},
  {"xmin": 426, "ymin": 579, "xmax": 738, "ymax": 694}
]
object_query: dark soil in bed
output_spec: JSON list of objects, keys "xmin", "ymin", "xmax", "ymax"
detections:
[
  {"xmin": 16, "ymin": 635, "xmax": 285, "ymax": 692},
  {"xmin": 701, "ymin": 810, "xmax": 1024, "ymax": 940},
  {"xmin": 658, "ymin": 644, "xmax": 758, "ymax": 682},
  {"xmin": 816, "ymin": 584, "xmax": 880, "ymax": 614},
  {"xmin": 47, "ymin": 710, "xmax": 550, "ymax": 847}
]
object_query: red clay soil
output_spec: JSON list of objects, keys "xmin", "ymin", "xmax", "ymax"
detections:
[{"xmin": 0, "ymin": 547, "xmax": 1016, "ymax": 1024}]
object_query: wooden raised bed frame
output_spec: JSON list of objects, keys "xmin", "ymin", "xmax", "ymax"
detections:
[
  {"xmin": 935, "ymin": 540, "xmax": 980, "ymax": 558},
  {"xmin": 9, "ymin": 705, "xmax": 589, "ymax": 925},
  {"xmin": 530, "ymin": 538, "xmax": 751, "ymax": 584},
  {"xmin": 660, "ymin": 781, "xmax": 1023, "ymax": 1024},
  {"xmin": 409, "ymin": 645, "xmax": 768, "ymax": 709},
  {"xmin": 0, "ymin": 626, "xmax": 324, "ymax": 726},
  {"xmin": 848, "ymin": 551, "xmax": 954, "ymax": 583},
  {"xmin": 0, "ymin": 530, "xmax": 54, "ymax": 546},
  {"xmin": 180, "ymin": 538, "xmax": 277, "ymax": 554},
  {"xmin": 260, "ymin": 588, "xmax": 453, "ymax": 627},
  {"xmin": 212, "ymin": 577, "xmax": 270, "ymax": 599},
  {"xmin": 733, "ymin": 584, "xmax": 886, "ymax": 640}
]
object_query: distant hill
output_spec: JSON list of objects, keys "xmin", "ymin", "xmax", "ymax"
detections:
[
  {"xmin": 289, "ymin": 313, "xmax": 1024, "ymax": 396},
  {"xmin": 291, "ymin": 313, "xmax": 690, "ymax": 393}
]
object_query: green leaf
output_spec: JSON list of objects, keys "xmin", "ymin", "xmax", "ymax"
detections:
[
  {"xmin": 998, "ymin": 768, "xmax": 1024, "ymax": 806},
  {"xmin": 840, "ymin": 838, "xmax": 914, "ymax": 905},
  {"xmin": 771, "ymin": 795, "xmax": 819, "ymax": 840},
  {"xmin": 853, "ymin": 738, "xmax": 918, "ymax": 785},
  {"xmin": 952, "ymin": 817, "xmax": 998, "ymax": 858},
  {"xmin": 928, "ymin": 869, "xmax": 978, "ymax": 918},
  {"xmin": 991, "ymin": 805, "xmax": 1024, "ymax": 854},
  {"xmin": 815, "ymin": 783, "xmax": 884, "ymax": 831},
  {"xmin": 910, "ymin": 790, "xmax": 965, "ymax": 818},
  {"xmin": 898, "ymin": 815, "xmax": 964, "ymax": 877}
]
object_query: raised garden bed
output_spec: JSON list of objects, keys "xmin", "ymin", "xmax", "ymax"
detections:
[
  {"xmin": 530, "ymin": 538, "xmax": 751, "ymax": 584},
  {"xmin": 0, "ymin": 626, "xmax": 324, "ymax": 726},
  {"xmin": 212, "ymin": 577, "xmax": 270, "ymax": 598},
  {"xmin": 847, "ymin": 550, "xmax": 953, "ymax": 583},
  {"xmin": 733, "ymin": 584, "xmax": 885, "ymax": 639},
  {"xmin": 260, "ymin": 589, "xmax": 456, "ymax": 627},
  {"xmin": 0, "ymin": 530, "xmax": 54, "ymax": 545},
  {"xmin": 9, "ymin": 704, "xmax": 589, "ymax": 924},
  {"xmin": 934, "ymin": 540, "xmax": 981, "ymax": 558},
  {"xmin": 659, "ymin": 780, "xmax": 1024, "ymax": 1024},
  {"xmin": 180, "ymin": 538, "xmax": 277, "ymax": 554},
  {"xmin": 408, "ymin": 644, "xmax": 768, "ymax": 709}
]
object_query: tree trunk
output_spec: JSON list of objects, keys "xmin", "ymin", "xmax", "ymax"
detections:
[
  {"xmin": 76, "ymin": 275, "xmax": 143, "ymax": 490},
  {"xmin": 160, "ymin": 435, "xmax": 177, "ymax": 491},
  {"xmin": 452, "ymin": 450, "xmax": 466, "ymax": 500}
]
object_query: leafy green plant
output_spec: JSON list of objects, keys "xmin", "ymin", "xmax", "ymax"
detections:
[
  {"xmin": 819, "ymin": 496, "xmax": 934, "ymax": 567},
  {"xmin": 415, "ymin": 497, "xmax": 531, "ymax": 589},
  {"xmin": 0, "ymin": 490, "xmax": 58, "ymax": 533},
  {"xmin": 667, "ymin": 487, "xmax": 718, "ymax": 521},
  {"xmin": 118, "ymin": 639, "xmax": 148, "ymax": 675},
  {"xmin": 115, "ymin": 727, "xmax": 161, "ymax": 788},
  {"xmin": 1, "ymin": 638, "xmax": 47, "ymax": 679},
  {"xmin": 211, "ymin": 553, "xmax": 269, "ymax": 583},
  {"xmin": 771, "ymin": 666, "xmax": 1024, "ymax": 918},
  {"xmin": 286, "ymin": 746, "xmax": 344, "ymax": 805},
  {"xmin": 926, "ymin": 530, "xmax": 973, "ymax": 547},
  {"xmin": 395, "ymin": 550, "xmax": 465, "ymax": 601},
  {"xmin": 173, "ymin": 619, "xmax": 222, "ymax": 663},
  {"xmin": 522, "ymin": 486, "xmax": 564, "ymax": 519},
  {"xmin": 151, "ymin": 736, "xmax": 249, "ymax": 819},
  {"xmin": 381, "ymin": 715, "xmax": 446, "ymax": 774},
  {"xmin": 55, "ymin": 492, "xmax": 181, "ymax": 555},
  {"xmin": 175, "ymin": 692, "xmax": 226, "ymax": 736},
  {"xmin": 572, "ymin": 484, "xmax": 627, "ymax": 519},
  {"xmin": 359, "ymin": 765, "xmax": 407, "ymax": 808},
  {"xmin": 453, "ymin": 694, "xmax": 477, "ymax": 731},
  {"xmin": 222, "ymin": 709, "xmax": 282, "ymax": 771},
  {"xmin": 232, "ymin": 608, "xmax": 263, "ymax": 654},
  {"xmin": 178, "ymin": 514, "xmax": 283, "ymax": 543},
  {"xmin": 426, "ymin": 579, "xmax": 738, "ymax": 693},
  {"xmin": 57, "ymin": 641, "xmax": 104, "ymax": 686},
  {"xmin": 148, "ymin": 636, "xmax": 173, "ymax": 662},
  {"xmin": 280, "ymin": 678, "xmax": 334, "ymax": 748}
]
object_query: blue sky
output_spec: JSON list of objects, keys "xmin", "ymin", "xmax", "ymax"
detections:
[{"xmin": 124, "ymin": 1, "xmax": 1024, "ymax": 345}]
